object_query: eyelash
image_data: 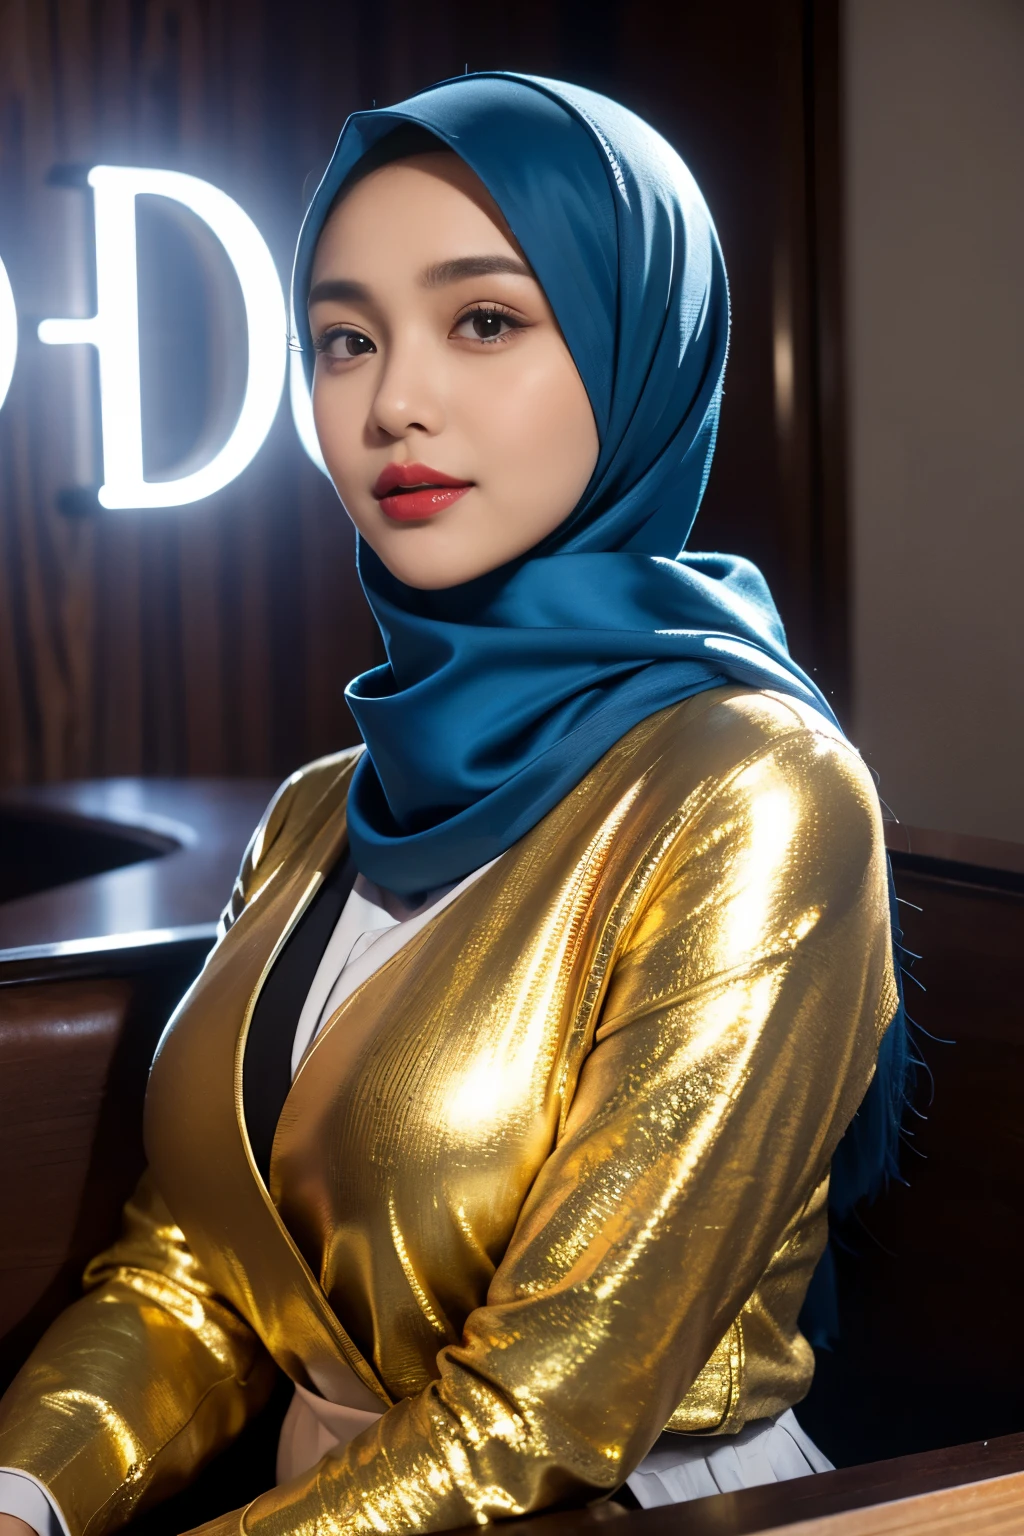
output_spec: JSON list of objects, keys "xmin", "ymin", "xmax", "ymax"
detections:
[
  {"xmin": 312, "ymin": 304, "xmax": 526, "ymax": 357},
  {"xmin": 312, "ymin": 325, "xmax": 370, "ymax": 357},
  {"xmin": 455, "ymin": 303, "xmax": 526, "ymax": 344}
]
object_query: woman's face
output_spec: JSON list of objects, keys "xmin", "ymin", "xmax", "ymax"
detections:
[{"xmin": 308, "ymin": 152, "xmax": 599, "ymax": 590}]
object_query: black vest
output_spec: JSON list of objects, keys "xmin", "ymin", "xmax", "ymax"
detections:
[{"xmin": 241, "ymin": 853, "xmax": 356, "ymax": 1184}]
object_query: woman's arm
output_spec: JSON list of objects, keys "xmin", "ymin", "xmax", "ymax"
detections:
[
  {"xmin": 0, "ymin": 772, "xmax": 319, "ymax": 1536},
  {"xmin": 199, "ymin": 727, "xmax": 894, "ymax": 1536},
  {"xmin": 0, "ymin": 1174, "xmax": 275, "ymax": 1536}
]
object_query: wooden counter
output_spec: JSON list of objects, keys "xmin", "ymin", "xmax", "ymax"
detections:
[
  {"xmin": 0, "ymin": 777, "xmax": 277, "ymax": 983},
  {"xmin": 479, "ymin": 1432, "xmax": 1024, "ymax": 1534}
]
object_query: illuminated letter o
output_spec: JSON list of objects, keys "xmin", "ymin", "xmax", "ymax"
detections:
[
  {"xmin": 290, "ymin": 299, "xmax": 328, "ymax": 477},
  {"xmin": 0, "ymin": 252, "xmax": 16, "ymax": 412}
]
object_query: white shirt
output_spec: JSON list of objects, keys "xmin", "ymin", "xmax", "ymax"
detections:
[{"xmin": 290, "ymin": 861, "xmax": 498, "ymax": 1077}]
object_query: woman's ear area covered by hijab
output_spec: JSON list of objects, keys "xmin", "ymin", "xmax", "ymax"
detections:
[{"xmin": 307, "ymin": 147, "xmax": 600, "ymax": 591}]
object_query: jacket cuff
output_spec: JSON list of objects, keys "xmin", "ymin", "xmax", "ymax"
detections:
[{"xmin": 183, "ymin": 1505, "xmax": 248, "ymax": 1536}]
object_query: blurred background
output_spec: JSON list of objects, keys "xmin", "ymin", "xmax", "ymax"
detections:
[{"xmin": 0, "ymin": 0, "xmax": 1021, "ymax": 838}]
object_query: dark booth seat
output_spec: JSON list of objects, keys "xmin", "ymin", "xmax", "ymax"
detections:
[
  {"xmin": 0, "ymin": 779, "xmax": 276, "ymax": 1387},
  {"xmin": 1, "ymin": 783, "xmax": 1022, "ymax": 1536}
]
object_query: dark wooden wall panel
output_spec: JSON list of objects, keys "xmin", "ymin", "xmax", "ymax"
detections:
[
  {"xmin": 800, "ymin": 857, "xmax": 1024, "ymax": 1464},
  {"xmin": 0, "ymin": 0, "xmax": 382, "ymax": 787},
  {"xmin": 0, "ymin": 0, "xmax": 844, "ymax": 785}
]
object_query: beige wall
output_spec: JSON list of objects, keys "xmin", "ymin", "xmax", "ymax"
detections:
[{"xmin": 845, "ymin": 0, "xmax": 1024, "ymax": 842}]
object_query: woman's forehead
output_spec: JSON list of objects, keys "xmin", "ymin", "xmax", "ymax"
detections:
[{"xmin": 311, "ymin": 155, "xmax": 529, "ymax": 282}]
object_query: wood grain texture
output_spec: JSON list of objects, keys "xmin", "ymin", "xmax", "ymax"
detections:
[
  {"xmin": 767, "ymin": 1469, "xmax": 1024, "ymax": 1535},
  {"xmin": 446, "ymin": 1435, "xmax": 1024, "ymax": 1536},
  {"xmin": 0, "ymin": 0, "xmax": 845, "ymax": 784}
]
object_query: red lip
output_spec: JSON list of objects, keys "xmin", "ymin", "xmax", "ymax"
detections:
[
  {"xmin": 373, "ymin": 461, "xmax": 474, "ymax": 523},
  {"xmin": 373, "ymin": 461, "xmax": 473, "ymax": 497}
]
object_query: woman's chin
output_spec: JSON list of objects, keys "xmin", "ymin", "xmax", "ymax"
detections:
[
  {"xmin": 364, "ymin": 542, "xmax": 478, "ymax": 591},
  {"xmin": 378, "ymin": 560, "xmax": 485, "ymax": 591},
  {"xmin": 365, "ymin": 522, "xmax": 508, "ymax": 591}
]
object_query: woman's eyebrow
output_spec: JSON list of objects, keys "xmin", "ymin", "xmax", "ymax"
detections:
[
  {"xmin": 308, "ymin": 278, "xmax": 370, "ymax": 307},
  {"xmin": 421, "ymin": 255, "xmax": 532, "ymax": 287},
  {"xmin": 307, "ymin": 256, "xmax": 532, "ymax": 310}
]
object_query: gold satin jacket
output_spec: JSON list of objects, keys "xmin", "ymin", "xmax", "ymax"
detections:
[{"xmin": 0, "ymin": 687, "xmax": 898, "ymax": 1536}]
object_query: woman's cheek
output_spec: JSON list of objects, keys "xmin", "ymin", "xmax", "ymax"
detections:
[
  {"xmin": 315, "ymin": 389, "xmax": 365, "ymax": 516},
  {"xmin": 522, "ymin": 360, "xmax": 598, "ymax": 505},
  {"xmin": 472, "ymin": 356, "xmax": 559, "ymax": 489}
]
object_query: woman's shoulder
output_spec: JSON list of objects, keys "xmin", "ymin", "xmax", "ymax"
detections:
[
  {"xmin": 259, "ymin": 745, "xmax": 366, "ymax": 841},
  {"xmin": 653, "ymin": 684, "xmax": 870, "ymax": 791},
  {"xmin": 219, "ymin": 745, "xmax": 364, "ymax": 933},
  {"xmin": 641, "ymin": 685, "xmax": 884, "ymax": 867},
  {"xmin": 657, "ymin": 682, "xmax": 845, "ymax": 750}
]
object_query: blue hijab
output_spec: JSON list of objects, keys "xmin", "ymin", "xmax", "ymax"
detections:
[
  {"xmin": 293, "ymin": 72, "xmax": 837, "ymax": 888},
  {"xmin": 294, "ymin": 75, "xmax": 909, "ymax": 1290}
]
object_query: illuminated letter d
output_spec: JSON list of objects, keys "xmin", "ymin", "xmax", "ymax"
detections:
[{"xmin": 39, "ymin": 167, "xmax": 286, "ymax": 509}]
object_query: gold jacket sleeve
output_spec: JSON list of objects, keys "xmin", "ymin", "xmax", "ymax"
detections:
[
  {"xmin": 0, "ymin": 775, "xmax": 302, "ymax": 1536},
  {"xmin": 0, "ymin": 1175, "xmax": 275, "ymax": 1536},
  {"xmin": 219, "ymin": 728, "xmax": 893, "ymax": 1536}
]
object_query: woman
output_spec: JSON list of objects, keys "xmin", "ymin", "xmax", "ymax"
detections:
[{"xmin": 0, "ymin": 73, "xmax": 904, "ymax": 1536}]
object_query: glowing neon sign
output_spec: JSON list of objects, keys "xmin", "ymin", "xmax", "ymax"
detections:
[
  {"xmin": 37, "ymin": 167, "xmax": 291, "ymax": 508},
  {"xmin": 0, "ymin": 168, "xmax": 330, "ymax": 506},
  {"xmin": 290, "ymin": 300, "xmax": 328, "ymax": 475},
  {"xmin": 0, "ymin": 251, "xmax": 16, "ymax": 412}
]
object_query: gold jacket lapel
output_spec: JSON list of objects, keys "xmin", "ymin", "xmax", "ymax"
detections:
[{"xmin": 144, "ymin": 757, "xmax": 390, "ymax": 1409}]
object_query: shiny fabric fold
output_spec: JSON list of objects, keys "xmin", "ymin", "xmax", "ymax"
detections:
[{"xmin": 0, "ymin": 1175, "xmax": 274, "ymax": 1536}]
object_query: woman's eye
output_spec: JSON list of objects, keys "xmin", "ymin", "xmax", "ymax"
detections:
[
  {"xmin": 318, "ymin": 328, "xmax": 375, "ymax": 360},
  {"xmin": 453, "ymin": 308, "xmax": 521, "ymax": 343}
]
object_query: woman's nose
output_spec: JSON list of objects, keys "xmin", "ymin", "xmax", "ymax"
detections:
[{"xmin": 370, "ymin": 339, "xmax": 445, "ymax": 439}]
